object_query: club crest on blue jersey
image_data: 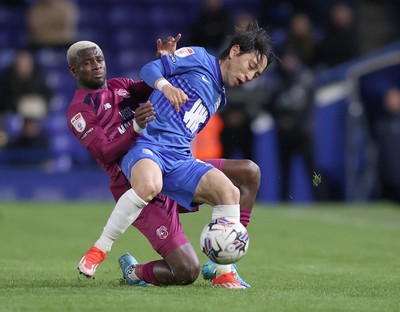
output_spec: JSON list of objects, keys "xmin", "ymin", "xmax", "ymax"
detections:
[{"xmin": 70, "ymin": 112, "xmax": 86, "ymax": 133}]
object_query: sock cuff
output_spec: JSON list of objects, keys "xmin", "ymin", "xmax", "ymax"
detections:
[
  {"xmin": 240, "ymin": 210, "xmax": 252, "ymax": 227},
  {"xmin": 125, "ymin": 189, "xmax": 148, "ymax": 208},
  {"xmin": 216, "ymin": 264, "xmax": 232, "ymax": 277},
  {"xmin": 212, "ymin": 204, "xmax": 240, "ymax": 222},
  {"xmin": 141, "ymin": 261, "xmax": 159, "ymax": 286}
]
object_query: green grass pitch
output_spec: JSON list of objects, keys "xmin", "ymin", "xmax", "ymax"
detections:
[{"xmin": 0, "ymin": 201, "xmax": 399, "ymax": 312}]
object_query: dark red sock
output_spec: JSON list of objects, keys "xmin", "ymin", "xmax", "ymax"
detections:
[
  {"xmin": 240, "ymin": 210, "xmax": 252, "ymax": 227},
  {"xmin": 139, "ymin": 261, "xmax": 159, "ymax": 286}
]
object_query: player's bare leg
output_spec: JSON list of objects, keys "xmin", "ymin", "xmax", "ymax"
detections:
[
  {"xmin": 191, "ymin": 168, "xmax": 246, "ymax": 288},
  {"xmin": 121, "ymin": 167, "xmax": 245, "ymax": 289},
  {"xmin": 119, "ymin": 243, "xmax": 200, "ymax": 286},
  {"xmin": 77, "ymin": 188, "xmax": 148, "ymax": 278},
  {"xmin": 222, "ymin": 159, "xmax": 261, "ymax": 216},
  {"xmin": 77, "ymin": 159, "xmax": 162, "ymax": 278},
  {"xmin": 201, "ymin": 159, "xmax": 261, "ymax": 287}
]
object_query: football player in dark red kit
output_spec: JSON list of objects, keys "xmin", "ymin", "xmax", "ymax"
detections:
[{"xmin": 66, "ymin": 36, "xmax": 259, "ymax": 288}]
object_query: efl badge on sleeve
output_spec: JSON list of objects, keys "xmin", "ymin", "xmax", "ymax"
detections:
[
  {"xmin": 175, "ymin": 47, "xmax": 195, "ymax": 58},
  {"xmin": 70, "ymin": 112, "xmax": 86, "ymax": 133}
]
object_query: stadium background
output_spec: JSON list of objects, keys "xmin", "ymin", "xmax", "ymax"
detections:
[{"xmin": 0, "ymin": 0, "xmax": 399, "ymax": 204}]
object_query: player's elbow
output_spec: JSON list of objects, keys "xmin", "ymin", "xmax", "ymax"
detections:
[
  {"xmin": 140, "ymin": 60, "xmax": 163, "ymax": 89},
  {"xmin": 88, "ymin": 142, "xmax": 117, "ymax": 166},
  {"xmin": 98, "ymin": 150, "xmax": 114, "ymax": 166}
]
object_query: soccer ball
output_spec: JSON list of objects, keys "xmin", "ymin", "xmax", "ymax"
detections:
[{"xmin": 200, "ymin": 217, "xmax": 249, "ymax": 264}]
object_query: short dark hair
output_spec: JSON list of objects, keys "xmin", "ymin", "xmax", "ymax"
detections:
[{"xmin": 219, "ymin": 20, "xmax": 274, "ymax": 68}]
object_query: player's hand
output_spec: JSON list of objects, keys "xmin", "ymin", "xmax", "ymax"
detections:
[
  {"xmin": 156, "ymin": 34, "xmax": 182, "ymax": 58},
  {"xmin": 134, "ymin": 101, "xmax": 156, "ymax": 129},
  {"xmin": 162, "ymin": 84, "xmax": 189, "ymax": 112}
]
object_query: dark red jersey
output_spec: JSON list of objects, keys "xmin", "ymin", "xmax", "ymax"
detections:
[{"xmin": 67, "ymin": 78, "xmax": 153, "ymax": 201}]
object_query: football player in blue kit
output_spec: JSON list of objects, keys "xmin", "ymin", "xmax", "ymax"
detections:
[{"xmin": 118, "ymin": 21, "xmax": 274, "ymax": 288}]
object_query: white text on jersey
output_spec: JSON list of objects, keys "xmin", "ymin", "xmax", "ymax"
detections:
[
  {"xmin": 183, "ymin": 98, "xmax": 208, "ymax": 133},
  {"xmin": 118, "ymin": 120, "xmax": 132, "ymax": 134},
  {"xmin": 119, "ymin": 107, "xmax": 134, "ymax": 121}
]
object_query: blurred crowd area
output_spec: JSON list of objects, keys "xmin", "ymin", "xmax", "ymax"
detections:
[{"xmin": 0, "ymin": 0, "xmax": 400, "ymax": 203}]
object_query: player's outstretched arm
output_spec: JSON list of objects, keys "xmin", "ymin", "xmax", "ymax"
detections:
[
  {"xmin": 159, "ymin": 83, "xmax": 188, "ymax": 112},
  {"xmin": 140, "ymin": 61, "xmax": 188, "ymax": 112}
]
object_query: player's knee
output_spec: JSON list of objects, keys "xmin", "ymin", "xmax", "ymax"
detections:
[
  {"xmin": 243, "ymin": 160, "xmax": 261, "ymax": 188},
  {"xmin": 132, "ymin": 181, "xmax": 161, "ymax": 202},
  {"xmin": 173, "ymin": 260, "xmax": 200, "ymax": 285},
  {"xmin": 214, "ymin": 183, "xmax": 240, "ymax": 204},
  {"xmin": 226, "ymin": 184, "xmax": 240, "ymax": 203}
]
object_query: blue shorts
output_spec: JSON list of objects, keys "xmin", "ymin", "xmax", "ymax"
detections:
[{"xmin": 121, "ymin": 144, "xmax": 213, "ymax": 210}]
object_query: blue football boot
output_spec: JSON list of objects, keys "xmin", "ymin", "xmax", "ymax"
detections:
[
  {"xmin": 118, "ymin": 253, "xmax": 149, "ymax": 286},
  {"xmin": 201, "ymin": 259, "xmax": 251, "ymax": 288}
]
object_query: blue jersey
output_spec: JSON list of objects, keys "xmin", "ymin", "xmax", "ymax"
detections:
[{"xmin": 139, "ymin": 46, "xmax": 226, "ymax": 155}]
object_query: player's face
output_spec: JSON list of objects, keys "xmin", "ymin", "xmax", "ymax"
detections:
[
  {"xmin": 222, "ymin": 45, "xmax": 268, "ymax": 87},
  {"xmin": 71, "ymin": 47, "xmax": 107, "ymax": 89}
]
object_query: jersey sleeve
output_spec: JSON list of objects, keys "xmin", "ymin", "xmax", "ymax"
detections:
[
  {"xmin": 140, "ymin": 47, "xmax": 205, "ymax": 86},
  {"xmin": 67, "ymin": 103, "xmax": 140, "ymax": 165},
  {"xmin": 139, "ymin": 59, "xmax": 166, "ymax": 88},
  {"xmin": 161, "ymin": 47, "xmax": 205, "ymax": 77}
]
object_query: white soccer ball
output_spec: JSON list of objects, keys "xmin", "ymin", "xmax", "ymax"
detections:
[{"xmin": 200, "ymin": 217, "xmax": 249, "ymax": 264}]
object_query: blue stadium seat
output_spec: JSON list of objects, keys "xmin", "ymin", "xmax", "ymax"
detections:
[
  {"xmin": 4, "ymin": 114, "xmax": 22, "ymax": 140},
  {"xmin": 108, "ymin": 5, "xmax": 148, "ymax": 27},
  {"xmin": 44, "ymin": 70, "xmax": 75, "ymax": 95},
  {"xmin": 117, "ymin": 31, "xmax": 157, "ymax": 50},
  {"xmin": 149, "ymin": 7, "xmax": 185, "ymax": 28},
  {"xmin": 0, "ymin": 6, "xmax": 26, "ymax": 49},
  {"xmin": 78, "ymin": 6, "xmax": 108, "ymax": 28},
  {"xmin": 50, "ymin": 130, "xmax": 93, "ymax": 166},
  {"xmin": 117, "ymin": 48, "xmax": 154, "ymax": 74},
  {"xmin": 270, "ymin": 28, "xmax": 287, "ymax": 51},
  {"xmin": 0, "ymin": 30, "xmax": 11, "ymax": 47},
  {"xmin": 77, "ymin": 27, "xmax": 110, "ymax": 47},
  {"xmin": 0, "ymin": 6, "xmax": 26, "ymax": 27},
  {"xmin": 35, "ymin": 49, "xmax": 67, "ymax": 70},
  {"xmin": 48, "ymin": 94, "xmax": 71, "ymax": 114},
  {"xmin": 0, "ymin": 48, "xmax": 15, "ymax": 70},
  {"xmin": 46, "ymin": 111, "xmax": 68, "ymax": 133}
]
